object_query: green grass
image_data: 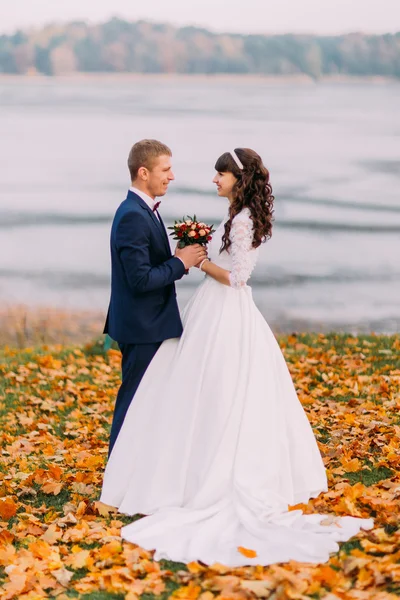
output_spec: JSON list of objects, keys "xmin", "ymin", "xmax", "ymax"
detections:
[
  {"xmin": 344, "ymin": 466, "xmax": 394, "ymax": 487},
  {"xmin": 158, "ymin": 559, "xmax": 188, "ymax": 573},
  {"xmin": 339, "ymin": 539, "xmax": 363, "ymax": 554}
]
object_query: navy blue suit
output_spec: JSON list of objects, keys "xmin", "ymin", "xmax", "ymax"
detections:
[{"xmin": 104, "ymin": 190, "xmax": 186, "ymax": 455}]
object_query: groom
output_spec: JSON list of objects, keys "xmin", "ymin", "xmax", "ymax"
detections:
[{"xmin": 104, "ymin": 139, "xmax": 207, "ymax": 456}]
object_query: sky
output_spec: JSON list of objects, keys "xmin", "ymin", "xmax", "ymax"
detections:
[{"xmin": 1, "ymin": 0, "xmax": 399, "ymax": 35}]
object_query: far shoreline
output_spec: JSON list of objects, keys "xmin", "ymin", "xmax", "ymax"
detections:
[{"xmin": 0, "ymin": 73, "xmax": 398, "ymax": 85}]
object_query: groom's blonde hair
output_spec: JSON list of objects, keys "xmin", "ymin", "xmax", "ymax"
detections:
[{"xmin": 128, "ymin": 139, "xmax": 172, "ymax": 181}]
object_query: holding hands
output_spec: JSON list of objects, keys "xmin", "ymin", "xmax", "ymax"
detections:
[
  {"xmin": 175, "ymin": 244, "xmax": 208, "ymax": 270},
  {"xmin": 170, "ymin": 216, "xmax": 215, "ymax": 271}
]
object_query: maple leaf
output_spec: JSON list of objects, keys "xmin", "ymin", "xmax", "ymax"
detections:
[
  {"xmin": 76, "ymin": 500, "xmax": 88, "ymax": 517},
  {"xmin": 0, "ymin": 497, "xmax": 17, "ymax": 520},
  {"xmin": 57, "ymin": 511, "xmax": 78, "ymax": 525},
  {"xmin": 65, "ymin": 548, "xmax": 91, "ymax": 569},
  {"xmin": 125, "ymin": 592, "xmax": 141, "ymax": 600},
  {"xmin": 41, "ymin": 524, "xmax": 63, "ymax": 544},
  {"xmin": 237, "ymin": 546, "xmax": 258, "ymax": 559},
  {"xmin": 24, "ymin": 522, "xmax": 45, "ymax": 536},
  {"xmin": 187, "ymin": 561, "xmax": 207, "ymax": 573},
  {"xmin": 241, "ymin": 580, "xmax": 276, "ymax": 596},
  {"xmin": 0, "ymin": 544, "xmax": 16, "ymax": 566},
  {"xmin": 98, "ymin": 540, "xmax": 123, "ymax": 560},
  {"xmin": 198, "ymin": 593, "xmax": 215, "ymax": 600},
  {"xmin": 94, "ymin": 500, "xmax": 118, "ymax": 516},
  {"xmin": 342, "ymin": 458, "xmax": 362, "ymax": 472},
  {"xmin": 42, "ymin": 481, "xmax": 63, "ymax": 495},
  {"xmin": 48, "ymin": 464, "xmax": 63, "ymax": 480},
  {"xmin": 51, "ymin": 567, "xmax": 74, "ymax": 587},
  {"xmin": 29, "ymin": 539, "xmax": 53, "ymax": 559},
  {"xmin": 172, "ymin": 582, "xmax": 202, "ymax": 599},
  {"xmin": 0, "ymin": 530, "xmax": 14, "ymax": 545},
  {"xmin": 71, "ymin": 482, "xmax": 94, "ymax": 495},
  {"xmin": 1, "ymin": 568, "xmax": 27, "ymax": 600}
]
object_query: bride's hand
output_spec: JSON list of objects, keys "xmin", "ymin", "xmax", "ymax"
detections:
[
  {"xmin": 175, "ymin": 244, "xmax": 207, "ymax": 269},
  {"xmin": 194, "ymin": 246, "xmax": 208, "ymax": 269},
  {"xmin": 195, "ymin": 255, "xmax": 210, "ymax": 269}
]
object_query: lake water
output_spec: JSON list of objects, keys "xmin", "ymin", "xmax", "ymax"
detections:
[{"xmin": 0, "ymin": 75, "xmax": 399, "ymax": 332}]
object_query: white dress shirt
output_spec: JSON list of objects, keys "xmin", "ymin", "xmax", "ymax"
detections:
[
  {"xmin": 129, "ymin": 186, "xmax": 186, "ymax": 269},
  {"xmin": 130, "ymin": 186, "xmax": 160, "ymax": 221}
]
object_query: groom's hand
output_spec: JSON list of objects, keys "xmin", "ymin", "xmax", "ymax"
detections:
[{"xmin": 175, "ymin": 244, "xmax": 207, "ymax": 270}]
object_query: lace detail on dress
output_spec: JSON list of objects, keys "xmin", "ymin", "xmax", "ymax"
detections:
[{"xmin": 229, "ymin": 209, "xmax": 257, "ymax": 289}]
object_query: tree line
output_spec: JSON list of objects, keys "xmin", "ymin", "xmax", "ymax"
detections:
[{"xmin": 1, "ymin": 18, "xmax": 399, "ymax": 78}]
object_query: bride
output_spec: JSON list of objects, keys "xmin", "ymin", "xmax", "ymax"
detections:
[{"xmin": 99, "ymin": 148, "xmax": 372, "ymax": 567}]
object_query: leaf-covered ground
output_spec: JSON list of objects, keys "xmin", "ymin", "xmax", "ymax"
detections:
[{"xmin": 0, "ymin": 334, "xmax": 399, "ymax": 600}]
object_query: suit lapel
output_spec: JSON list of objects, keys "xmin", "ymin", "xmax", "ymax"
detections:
[
  {"xmin": 126, "ymin": 190, "xmax": 171, "ymax": 255},
  {"xmin": 156, "ymin": 211, "xmax": 171, "ymax": 248}
]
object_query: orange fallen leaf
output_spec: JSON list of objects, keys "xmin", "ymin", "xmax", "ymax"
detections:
[
  {"xmin": 172, "ymin": 582, "xmax": 202, "ymax": 599},
  {"xmin": 0, "ymin": 530, "xmax": 14, "ymax": 545},
  {"xmin": 0, "ymin": 498, "xmax": 17, "ymax": 520},
  {"xmin": 98, "ymin": 540, "xmax": 123, "ymax": 559},
  {"xmin": 41, "ymin": 523, "xmax": 63, "ymax": 544},
  {"xmin": 288, "ymin": 503, "xmax": 308, "ymax": 512},
  {"xmin": 198, "ymin": 593, "xmax": 215, "ymax": 600},
  {"xmin": 125, "ymin": 592, "xmax": 140, "ymax": 600},
  {"xmin": 65, "ymin": 548, "xmax": 91, "ymax": 569},
  {"xmin": 2, "ymin": 568, "xmax": 27, "ymax": 600},
  {"xmin": 187, "ymin": 561, "xmax": 207, "ymax": 573},
  {"xmin": 342, "ymin": 458, "xmax": 362, "ymax": 472},
  {"xmin": 94, "ymin": 500, "xmax": 118, "ymax": 516},
  {"xmin": 241, "ymin": 580, "xmax": 275, "ymax": 596},
  {"xmin": 237, "ymin": 546, "xmax": 258, "ymax": 558},
  {"xmin": 24, "ymin": 522, "xmax": 45, "ymax": 536},
  {"xmin": 42, "ymin": 481, "xmax": 63, "ymax": 495},
  {"xmin": 76, "ymin": 500, "xmax": 88, "ymax": 517},
  {"xmin": 36, "ymin": 573, "xmax": 59, "ymax": 590},
  {"xmin": 29, "ymin": 539, "xmax": 53, "ymax": 559},
  {"xmin": 0, "ymin": 544, "xmax": 16, "ymax": 566},
  {"xmin": 51, "ymin": 567, "xmax": 74, "ymax": 587},
  {"xmin": 71, "ymin": 482, "xmax": 94, "ymax": 495}
]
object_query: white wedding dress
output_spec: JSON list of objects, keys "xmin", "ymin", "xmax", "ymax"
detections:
[{"xmin": 100, "ymin": 207, "xmax": 373, "ymax": 567}]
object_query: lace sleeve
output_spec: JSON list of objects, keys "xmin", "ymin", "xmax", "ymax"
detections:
[{"xmin": 229, "ymin": 210, "xmax": 255, "ymax": 289}]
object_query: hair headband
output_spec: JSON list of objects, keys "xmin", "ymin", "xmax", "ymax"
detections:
[{"xmin": 230, "ymin": 149, "xmax": 244, "ymax": 170}]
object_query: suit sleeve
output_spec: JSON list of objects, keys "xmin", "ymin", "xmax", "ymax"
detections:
[{"xmin": 116, "ymin": 211, "xmax": 186, "ymax": 293}]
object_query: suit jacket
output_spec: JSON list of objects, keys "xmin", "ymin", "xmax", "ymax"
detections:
[{"xmin": 104, "ymin": 190, "xmax": 186, "ymax": 344}]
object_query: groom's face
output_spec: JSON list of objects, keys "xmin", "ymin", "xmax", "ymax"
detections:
[{"xmin": 146, "ymin": 154, "xmax": 175, "ymax": 198}]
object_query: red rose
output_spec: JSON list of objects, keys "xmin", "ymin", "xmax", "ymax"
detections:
[
  {"xmin": 195, "ymin": 233, "xmax": 200, "ymax": 239},
  {"xmin": 177, "ymin": 231, "xmax": 183, "ymax": 238},
  {"xmin": 207, "ymin": 236, "xmax": 212, "ymax": 241}
]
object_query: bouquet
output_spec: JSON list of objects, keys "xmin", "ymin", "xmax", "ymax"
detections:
[{"xmin": 168, "ymin": 215, "xmax": 216, "ymax": 249}]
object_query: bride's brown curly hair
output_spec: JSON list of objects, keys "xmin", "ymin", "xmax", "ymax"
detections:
[{"xmin": 215, "ymin": 148, "xmax": 274, "ymax": 254}]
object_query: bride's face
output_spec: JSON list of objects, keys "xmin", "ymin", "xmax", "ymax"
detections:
[{"xmin": 213, "ymin": 171, "xmax": 237, "ymax": 200}]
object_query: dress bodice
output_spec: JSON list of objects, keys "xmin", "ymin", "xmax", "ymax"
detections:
[{"xmin": 207, "ymin": 207, "xmax": 259, "ymax": 289}]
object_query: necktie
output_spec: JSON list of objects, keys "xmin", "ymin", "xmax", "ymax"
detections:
[{"xmin": 153, "ymin": 201, "xmax": 161, "ymax": 212}]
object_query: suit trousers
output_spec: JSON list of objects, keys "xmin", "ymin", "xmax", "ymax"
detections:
[{"xmin": 108, "ymin": 341, "xmax": 162, "ymax": 457}]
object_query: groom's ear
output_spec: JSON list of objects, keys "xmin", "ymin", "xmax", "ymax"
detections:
[{"xmin": 137, "ymin": 166, "xmax": 149, "ymax": 181}]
